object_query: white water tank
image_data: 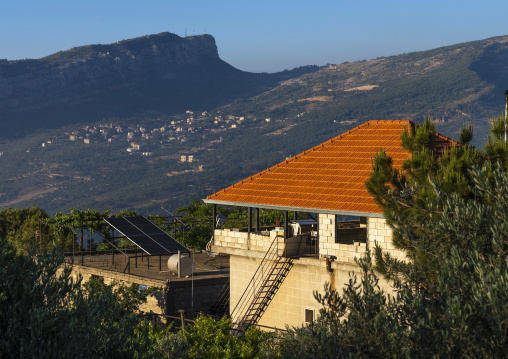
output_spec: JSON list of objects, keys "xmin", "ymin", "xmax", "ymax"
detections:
[{"xmin": 167, "ymin": 254, "xmax": 194, "ymax": 277}]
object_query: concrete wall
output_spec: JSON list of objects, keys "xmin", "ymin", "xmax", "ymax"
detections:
[
  {"xmin": 213, "ymin": 215, "xmax": 406, "ymax": 265},
  {"xmin": 69, "ymin": 265, "xmax": 167, "ymax": 316},
  {"xmin": 68, "ymin": 265, "xmax": 228, "ymax": 318},
  {"xmin": 367, "ymin": 217, "xmax": 406, "ymax": 261},
  {"xmin": 214, "ymin": 214, "xmax": 408, "ymax": 329},
  {"xmin": 230, "ymin": 255, "xmax": 360, "ymax": 329}
]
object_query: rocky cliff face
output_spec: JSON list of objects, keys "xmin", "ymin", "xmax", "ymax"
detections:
[
  {"xmin": 0, "ymin": 32, "xmax": 261, "ymax": 135},
  {"xmin": 0, "ymin": 33, "xmax": 224, "ymax": 110}
]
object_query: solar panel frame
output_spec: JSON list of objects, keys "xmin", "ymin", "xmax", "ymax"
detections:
[{"xmin": 105, "ymin": 216, "xmax": 190, "ymax": 256}]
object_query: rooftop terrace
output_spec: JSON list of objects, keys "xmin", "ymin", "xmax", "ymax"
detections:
[{"xmin": 64, "ymin": 250, "xmax": 229, "ymax": 282}]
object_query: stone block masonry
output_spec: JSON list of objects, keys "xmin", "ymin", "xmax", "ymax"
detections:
[
  {"xmin": 213, "ymin": 214, "xmax": 407, "ymax": 266},
  {"xmin": 65, "ymin": 264, "xmax": 228, "ymax": 318},
  {"xmin": 213, "ymin": 214, "xmax": 407, "ymax": 330},
  {"xmin": 367, "ymin": 217, "xmax": 406, "ymax": 262},
  {"xmin": 319, "ymin": 214, "xmax": 367, "ymax": 263},
  {"xmin": 66, "ymin": 265, "xmax": 166, "ymax": 316},
  {"xmin": 230, "ymin": 255, "xmax": 362, "ymax": 328}
]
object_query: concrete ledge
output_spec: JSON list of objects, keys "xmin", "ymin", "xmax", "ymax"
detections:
[
  {"xmin": 211, "ymin": 245, "xmax": 268, "ymax": 259},
  {"xmin": 211, "ymin": 245, "xmax": 361, "ymax": 272},
  {"xmin": 70, "ymin": 264, "xmax": 166, "ymax": 287}
]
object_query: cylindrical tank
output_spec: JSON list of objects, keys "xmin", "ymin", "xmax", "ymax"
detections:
[{"xmin": 167, "ymin": 254, "xmax": 194, "ymax": 277}]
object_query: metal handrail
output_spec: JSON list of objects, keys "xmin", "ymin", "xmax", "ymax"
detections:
[
  {"xmin": 230, "ymin": 235, "xmax": 280, "ymax": 321},
  {"xmin": 235, "ymin": 257, "xmax": 293, "ymax": 331},
  {"xmin": 230, "ymin": 231, "xmax": 298, "ymax": 333}
]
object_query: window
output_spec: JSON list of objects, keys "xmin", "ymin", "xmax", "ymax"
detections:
[
  {"xmin": 335, "ymin": 215, "xmax": 367, "ymax": 244},
  {"xmin": 304, "ymin": 308, "xmax": 315, "ymax": 324}
]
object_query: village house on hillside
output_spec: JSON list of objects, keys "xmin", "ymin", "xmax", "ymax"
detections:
[{"xmin": 204, "ymin": 120, "xmax": 458, "ymax": 331}]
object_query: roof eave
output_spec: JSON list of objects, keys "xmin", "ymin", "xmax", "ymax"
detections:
[{"xmin": 202, "ymin": 199, "xmax": 385, "ymax": 218}]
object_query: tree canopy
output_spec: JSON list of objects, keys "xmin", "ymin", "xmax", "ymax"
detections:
[
  {"xmin": 3, "ymin": 114, "xmax": 508, "ymax": 357},
  {"xmin": 365, "ymin": 116, "xmax": 505, "ymax": 283},
  {"xmin": 264, "ymin": 116, "xmax": 508, "ymax": 358},
  {"xmin": 0, "ymin": 239, "xmax": 162, "ymax": 358}
]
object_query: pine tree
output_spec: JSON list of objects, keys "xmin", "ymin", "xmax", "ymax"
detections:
[
  {"xmin": 267, "ymin": 161, "xmax": 508, "ymax": 358},
  {"xmin": 365, "ymin": 117, "xmax": 487, "ymax": 283}
]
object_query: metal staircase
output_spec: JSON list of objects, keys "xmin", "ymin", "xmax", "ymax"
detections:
[{"xmin": 231, "ymin": 235, "xmax": 294, "ymax": 333}]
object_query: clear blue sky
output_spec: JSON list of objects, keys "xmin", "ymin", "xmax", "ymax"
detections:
[{"xmin": 1, "ymin": 0, "xmax": 506, "ymax": 73}]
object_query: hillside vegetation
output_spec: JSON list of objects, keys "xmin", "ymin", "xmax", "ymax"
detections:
[
  {"xmin": 0, "ymin": 34, "xmax": 507, "ymax": 214},
  {"xmin": 0, "ymin": 32, "xmax": 318, "ymax": 138},
  {"xmin": 2, "ymin": 118, "xmax": 508, "ymax": 357}
]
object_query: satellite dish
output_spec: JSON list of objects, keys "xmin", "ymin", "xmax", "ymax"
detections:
[{"xmin": 216, "ymin": 214, "xmax": 226, "ymax": 228}]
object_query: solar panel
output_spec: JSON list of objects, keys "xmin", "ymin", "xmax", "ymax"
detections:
[{"xmin": 105, "ymin": 216, "xmax": 190, "ymax": 256}]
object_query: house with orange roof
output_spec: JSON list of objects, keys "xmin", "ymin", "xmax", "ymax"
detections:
[{"xmin": 204, "ymin": 120, "xmax": 458, "ymax": 331}]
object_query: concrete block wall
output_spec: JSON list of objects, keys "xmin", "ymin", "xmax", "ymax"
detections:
[
  {"xmin": 67, "ymin": 265, "xmax": 166, "ymax": 316},
  {"xmin": 230, "ymin": 255, "xmax": 361, "ymax": 329},
  {"xmin": 213, "ymin": 229, "xmax": 248, "ymax": 250},
  {"xmin": 66, "ymin": 265, "xmax": 229, "ymax": 318},
  {"xmin": 251, "ymin": 230, "xmax": 281, "ymax": 252},
  {"xmin": 224, "ymin": 216, "xmax": 408, "ymax": 329},
  {"xmin": 214, "ymin": 215, "xmax": 406, "ymax": 265},
  {"xmin": 213, "ymin": 229, "xmax": 275, "ymax": 252},
  {"xmin": 367, "ymin": 217, "xmax": 406, "ymax": 262},
  {"xmin": 318, "ymin": 214, "xmax": 335, "ymax": 245},
  {"xmin": 166, "ymin": 277, "xmax": 229, "ymax": 316},
  {"xmin": 229, "ymin": 255, "xmax": 263, "ymax": 323},
  {"xmin": 319, "ymin": 214, "xmax": 367, "ymax": 264}
]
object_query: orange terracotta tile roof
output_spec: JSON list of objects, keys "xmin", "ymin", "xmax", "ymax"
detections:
[{"xmin": 205, "ymin": 120, "xmax": 458, "ymax": 216}]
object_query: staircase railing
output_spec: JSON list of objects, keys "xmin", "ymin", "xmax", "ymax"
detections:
[{"xmin": 231, "ymin": 233, "xmax": 294, "ymax": 333}]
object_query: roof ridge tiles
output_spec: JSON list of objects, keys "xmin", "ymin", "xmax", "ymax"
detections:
[{"xmin": 434, "ymin": 132, "xmax": 460, "ymax": 145}]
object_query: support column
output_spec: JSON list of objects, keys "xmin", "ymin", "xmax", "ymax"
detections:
[
  {"xmin": 284, "ymin": 211, "xmax": 288, "ymax": 239},
  {"xmin": 255, "ymin": 208, "xmax": 259, "ymax": 232},
  {"xmin": 248, "ymin": 207, "xmax": 252, "ymax": 233}
]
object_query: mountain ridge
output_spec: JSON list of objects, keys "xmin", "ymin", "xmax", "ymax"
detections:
[
  {"xmin": 1, "ymin": 33, "xmax": 508, "ymax": 214},
  {"xmin": 217, "ymin": 34, "xmax": 508, "ymax": 146},
  {"xmin": 0, "ymin": 32, "xmax": 318, "ymax": 137}
]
